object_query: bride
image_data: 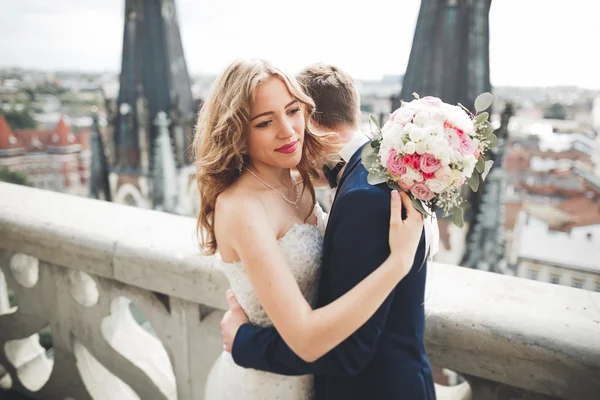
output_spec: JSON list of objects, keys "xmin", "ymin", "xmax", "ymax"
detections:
[{"xmin": 193, "ymin": 59, "xmax": 423, "ymax": 400}]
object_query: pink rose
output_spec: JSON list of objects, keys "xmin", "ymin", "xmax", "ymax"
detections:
[
  {"xmin": 410, "ymin": 182, "xmax": 435, "ymax": 201},
  {"xmin": 391, "ymin": 108, "xmax": 415, "ymax": 125},
  {"xmin": 446, "ymin": 128, "xmax": 461, "ymax": 150},
  {"xmin": 459, "ymin": 135, "xmax": 477, "ymax": 156},
  {"xmin": 411, "ymin": 155, "xmax": 421, "ymax": 170},
  {"xmin": 456, "ymin": 128, "xmax": 465, "ymax": 138},
  {"xmin": 474, "ymin": 149, "xmax": 480, "ymax": 159},
  {"xmin": 422, "ymin": 171, "xmax": 435, "ymax": 180},
  {"xmin": 403, "ymin": 154, "xmax": 414, "ymax": 165},
  {"xmin": 389, "ymin": 108, "xmax": 401, "ymax": 121},
  {"xmin": 386, "ymin": 148, "xmax": 406, "ymax": 177},
  {"xmin": 422, "ymin": 96, "xmax": 443, "ymax": 107},
  {"xmin": 453, "ymin": 176, "xmax": 466, "ymax": 188},
  {"xmin": 419, "ymin": 153, "xmax": 441, "ymax": 173},
  {"xmin": 399, "ymin": 175, "xmax": 414, "ymax": 192}
]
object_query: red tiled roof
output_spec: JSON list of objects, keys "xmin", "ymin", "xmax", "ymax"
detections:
[
  {"xmin": 76, "ymin": 129, "xmax": 91, "ymax": 151},
  {"xmin": 556, "ymin": 197, "xmax": 600, "ymax": 229},
  {"xmin": 0, "ymin": 116, "xmax": 25, "ymax": 152},
  {"xmin": 13, "ymin": 129, "xmax": 53, "ymax": 153},
  {"xmin": 48, "ymin": 117, "xmax": 77, "ymax": 147}
]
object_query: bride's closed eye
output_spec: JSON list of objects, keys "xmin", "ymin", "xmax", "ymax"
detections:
[
  {"xmin": 255, "ymin": 120, "xmax": 272, "ymax": 129},
  {"xmin": 254, "ymin": 108, "xmax": 301, "ymax": 129}
]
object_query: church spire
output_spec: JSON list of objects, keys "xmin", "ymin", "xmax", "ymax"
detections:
[
  {"xmin": 151, "ymin": 111, "xmax": 178, "ymax": 213},
  {"xmin": 89, "ymin": 113, "xmax": 112, "ymax": 201}
]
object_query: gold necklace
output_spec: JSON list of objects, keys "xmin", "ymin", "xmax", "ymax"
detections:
[{"xmin": 245, "ymin": 168, "xmax": 301, "ymax": 209}]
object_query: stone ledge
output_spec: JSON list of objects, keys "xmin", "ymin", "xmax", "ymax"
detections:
[
  {"xmin": 0, "ymin": 183, "xmax": 227, "ymax": 309},
  {"xmin": 2, "ymin": 182, "xmax": 600, "ymax": 399}
]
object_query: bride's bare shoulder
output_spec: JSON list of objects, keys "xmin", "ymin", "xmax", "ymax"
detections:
[{"xmin": 215, "ymin": 182, "xmax": 267, "ymax": 228}]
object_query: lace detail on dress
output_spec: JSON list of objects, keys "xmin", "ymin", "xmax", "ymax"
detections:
[{"xmin": 206, "ymin": 204, "xmax": 326, "ymax": 400}]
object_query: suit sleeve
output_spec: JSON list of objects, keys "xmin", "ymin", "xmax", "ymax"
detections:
[{"xmin": 232, "ymin": 187, "xmax": 399, "ymax": 376}]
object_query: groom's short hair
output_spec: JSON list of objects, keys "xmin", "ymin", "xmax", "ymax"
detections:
[{"xmin": 296, "ymin": 63, "xmax": 359, "ymax": 130}]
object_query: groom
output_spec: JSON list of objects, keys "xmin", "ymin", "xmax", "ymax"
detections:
[{"xmin": 222, "ymin": 64, "xmax": 437, "ymax": 400}]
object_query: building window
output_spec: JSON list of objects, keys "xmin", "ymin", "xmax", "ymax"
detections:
[
  {"xmin": 572, "ymin": 279, "xmax": 584, "ymax": 289},
  {"xmin": 528, "ymin": 269, "xmax": 538, "ymax": 280},
  {"xmin": 550, "ymin": 274, "xmax": 560, "ymax": 284}
]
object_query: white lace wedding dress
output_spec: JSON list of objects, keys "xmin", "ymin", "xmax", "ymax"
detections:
[{"xmin": 205, "ymin": 205, "xmax": 327, "ymax": 400}]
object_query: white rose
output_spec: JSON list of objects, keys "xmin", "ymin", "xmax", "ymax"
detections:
[
  {"xmin": 462, "ymin": 154, "xmax": 476, "ymax": 177},
  {"xmin": 379, "ymin": 143, "xmax": 392, "ymax": 167},
  {"xmin": 409, "ymin": 126, "xmax": 425, "ymax": 142},
  {"xmin": 426, "ymin": 178, "xmax": 447, "ymax": 193},
  {"xmin": 394, "ymin": 140, "xmax": 405, "ymax": 154},
  {"xmin": 430, "ymin": 109, "xmax": 447, "ymax": 123},
  {"xmin": 424, "ymin": 138, "xmax": 437, "ymax": 153},
  {"xmin": 381, "ymin": 121, "xmax": 404, "ymax": 143},
  {"xmin": 413, "ymin": 111, "xmax": 430, "ymax": 127},
  {"xmin": 415, "ymin": 141, "xmax": 427, "ymax": 155},
  {"xmin": 435, "ymin": 165, "xmax": 452, "ymax": 182},
  {"xmin": 404, "ymin": 141, "xmax": 416, "ymax": 154},
  {"xmin": 453, "ymin": 149, "xmax": 463, "ymax": 162},
  {"xmin": 403, "ymin": 122, "xmax": 416, "ymax": 135},
  {"xmin": 405, "ymin": 166, "xmax": 424, "ymax": 182},
  {"xmin": 425, "ymin": 124, "xmax": 444, "ymax": 138},
  {"xmin": 439, "ymin": 146, "xmax": 452, "ymax": 164},
  {"xmin": 451, "ymin": 169, "xmax": 465, "ymax": 187}
]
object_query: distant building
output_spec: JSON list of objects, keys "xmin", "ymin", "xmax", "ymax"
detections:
[
  {"xmin": 511, "ymin": 201, "xmax": 600, "ymax": 293},
  {"xmin": 0, "ymin": 115, "xmax": 90, "ymax": 196}
]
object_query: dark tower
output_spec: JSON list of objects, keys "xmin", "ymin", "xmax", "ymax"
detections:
[
  {"xmin": 399, "ymin": 0, "xmax": 496, "ymax": 267},
  {"xmin": 89, "ymin": 114, "xmax": 112, "ymax": 202},
  {"xmin": 399, "ymin": 0, "xmax": 492, "ymax": 110},
  {"xmin": 113, "ymin": 0, "xmax": 194, "ymax": 175}
]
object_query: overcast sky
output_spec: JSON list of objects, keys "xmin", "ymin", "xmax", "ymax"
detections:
[{"xmin": 1, "ymin": 0, "xmax": 598, "ymax": 88}]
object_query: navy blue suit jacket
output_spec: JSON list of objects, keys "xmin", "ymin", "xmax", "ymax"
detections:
[{"xmin": 232, "ymin": 144, "xmax": 436, "ymax": 400}]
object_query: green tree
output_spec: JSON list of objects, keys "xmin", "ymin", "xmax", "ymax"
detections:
[
  {"xmin": 0, "ymin": 167, "xmax": 29, "ymax": 186},
  {"xmin": 543, "ymin": 102, "xmax": 567, "ymax": 120},
  {"xmin": 0, "ymin": 109, "xmax": 37, "ymax": 130}
]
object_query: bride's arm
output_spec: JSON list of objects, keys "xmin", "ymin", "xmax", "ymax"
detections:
[{"xmin": 228, "ymin": 190, "xmax": 421, "ymax": 362}]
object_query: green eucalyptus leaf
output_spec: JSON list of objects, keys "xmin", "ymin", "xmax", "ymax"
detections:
[
  {"xmin": 467, "ymin": 172, "xmax": 480, "ymax": 192},
  {"xmin": 474, "ymin": 112, "xmax": 489, "ymax": 124},
  {"xmin": 452, "ymin": 206, "xmax": 465, "ymax": 228},
  {"xmin": 474, "ymin": 92, "xmax": 493, "ymax": 113},
  {"xmin": 411, "ymin": 197, "xmax": 431, "ymax": 217},
  {"xmin": 361, "ymin": 142, "xmax": 376, "ymax": 160},
  {"xmin": 488, "ymin": 133, "xmax": 498, "ymax": 148},
  {"xmin": 484, "ymin": 121, "xmax": 494, "ymax": 137},
  {"xmin": 361, "ymin": 147, "xmax": 378, "ymax": 171},
  {"xmin": 367, "ymin": 171, "xmax": 388, "ymax": 186},
  {"xmin": 475, "ymin": 157, "xmax": 485, "ymax": 173},
  {"xmin": 387, "ymin": 181, "xmax": 401, "ymax": 192},
  {"xmin": 482, "ymin": 160, "xmax": 494, "ymax": 181},
  {"xmin": 369, "ymin": 114, "xmax": 381, "ymax": 132}
]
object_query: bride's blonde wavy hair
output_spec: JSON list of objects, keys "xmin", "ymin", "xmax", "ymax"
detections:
[{"xmin": 193, "ymin": 59, "xmax": 337, "ymax": 255}]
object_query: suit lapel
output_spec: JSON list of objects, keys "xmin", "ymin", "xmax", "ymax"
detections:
[{"xmin": 337, "ymin": 142, "xmax": 368, "ymax": 190}]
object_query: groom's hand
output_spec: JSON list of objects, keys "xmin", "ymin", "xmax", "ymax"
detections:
[{"xmin": 221, "ymin": 289, "xmax": 250, "ymax": 352}]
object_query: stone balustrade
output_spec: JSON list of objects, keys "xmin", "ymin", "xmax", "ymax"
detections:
[{"xmin": 1, "ymin": 182, "xmax": 599, "ymax": 400}]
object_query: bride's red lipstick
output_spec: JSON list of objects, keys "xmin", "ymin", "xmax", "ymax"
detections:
[{"xmin": 275, "ymin": 140, "xmax": 299, "ymax": 154}]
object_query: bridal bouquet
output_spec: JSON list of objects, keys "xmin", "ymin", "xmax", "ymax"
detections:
[{"xmin": 362, "ymin": 92, "xmax": 497, "ymax": 227}]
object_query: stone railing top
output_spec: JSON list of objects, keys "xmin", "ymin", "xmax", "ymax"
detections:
[
  {"xmin": 425, "ymin": 263, "xmax": 600, "ymax": 398},
  {"xmin": 0, "ymin": 182, "xmax": 228, "ymax": 309},
  {"xmin": 1, "ymin": 182, "xmax": 600, "ymax": 399}
]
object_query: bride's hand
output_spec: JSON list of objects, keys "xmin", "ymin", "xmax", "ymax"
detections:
[
  {"xmin": 388, "ymin": 190, "xmax": 424, "ymax": 277},
  {"xmin": 221, "ymin": 289, "xmax": 249, "ymax": 352}
]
